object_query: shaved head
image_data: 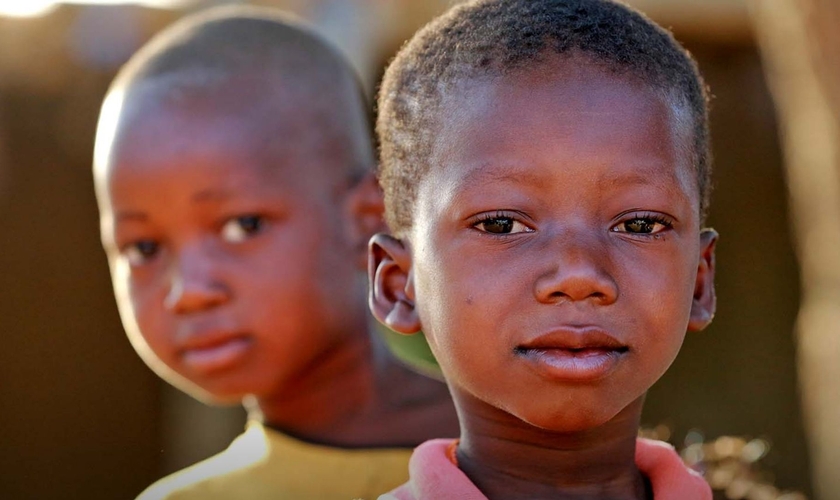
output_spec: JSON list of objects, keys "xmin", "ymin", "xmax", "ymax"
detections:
[{"xmin": 97, "ymin": 5, "xmax": 374, "ymax": 184}]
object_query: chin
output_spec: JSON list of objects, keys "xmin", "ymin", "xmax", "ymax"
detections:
[
  {"xmin": 166, "ymin": 376, "xmax": 249, "ymax": 406},
  {"xmin": 514, "ymin": 403, "xmax": 620, "ymax": 434},
  {"xmin": 201, "ymin": 391, "xmax": 247, "ymax": 406}
]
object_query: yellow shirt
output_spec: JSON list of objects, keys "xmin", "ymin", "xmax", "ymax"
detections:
[{"xmin": 138, "ymin": 421, "xmax": 412, "ymax": 500}]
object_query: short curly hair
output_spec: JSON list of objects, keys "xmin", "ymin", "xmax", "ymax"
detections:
[{"xmin": 377, "ymin": 0, "xmax": 711, "ymax": 235}]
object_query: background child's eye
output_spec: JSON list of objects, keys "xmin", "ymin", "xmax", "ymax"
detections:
[
  {"xmin": 474, "ymin": 216, "xmax": 531, "ymax": 234},
  {"xmin": 123, "ymin": 240, "xmax": 159, "ymax": 266},
  {"xmin": 221, "ymin": 215, "xmax": 265, "ymax": 243},
  {"xmin": 612, "ymin": 217, "xmax": 671, "ymax": 235}
]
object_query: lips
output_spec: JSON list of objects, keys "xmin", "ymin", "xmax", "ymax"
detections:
[
  {"xmin": 175, "ymin": 327, "xmax": 253, "ymax": 375},
  {"xmin": 515, "ymin": 327, "xmax": 628, "ymax": 382}
]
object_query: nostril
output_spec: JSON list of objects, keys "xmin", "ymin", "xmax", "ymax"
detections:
[
  {"xmin": 547, "ymin": 291, "xmax": 573, "ymax": 303},
  {"xmin": 535, "ymin": 272, "xmax": 618, "ymax": 305}
]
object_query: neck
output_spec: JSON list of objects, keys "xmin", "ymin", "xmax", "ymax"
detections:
[
  {"xmin": 249, "ymin": 321, "xmax": 374, "ymax": 438},
  {"xmin": 251, "ymin": 323, "xmax": 459, "ymax": 448},
  {"xmin": 454, "ymin": 390, "xmax": 651, "ymax": 500}
]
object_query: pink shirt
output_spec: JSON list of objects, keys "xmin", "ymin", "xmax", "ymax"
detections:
[{"xmin": 379, "ymin": 438, "xmax": 711, "ymax": 500}]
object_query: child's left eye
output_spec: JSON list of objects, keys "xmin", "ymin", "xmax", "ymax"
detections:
[
  {"xmin": 611, "ymin": 216, "xmax": 671, "ymax": 235},
  {"xmin": 221, "ymin": 215, "xmax": 266, "ymax": 243},
  {"xmin": 473, "ymin": 215, "xmax": 533, "ymax": 235}
]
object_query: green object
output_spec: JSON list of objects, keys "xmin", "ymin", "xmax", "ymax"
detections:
[{"xmin": 377, "ymin": 325, "xmax": 443, "ymax": 379}]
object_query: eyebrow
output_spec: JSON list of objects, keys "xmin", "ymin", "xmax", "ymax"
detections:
[
  {"xmin": 460, "ymin": 162, "xmax": 681, "ymax": 187},
  {"xmin": 458, "ymin": 163, "xmax": 546, "ymax": 188},
  {"xmin": 599, "ymin": 168, "xmax": 689, "ymax": 199},
  {"xmin": 191, "ymin": 188, "xmax": 232, "ymax": 204},
  {"xmin": 456, "ymin": 161, "xmax": 691, "ymax": 201}
]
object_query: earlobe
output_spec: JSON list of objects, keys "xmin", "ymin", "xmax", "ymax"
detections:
[
  {"xmin": 368, "ymin": 233, "xmax": 421, "ymax": 334},
  {"xmin": 688, "ymin": 228, "xmax": 718, "ymax": 332},
  {"xmin": 346, "ymin": 173, "xmax": 386, "ymax": 271}
]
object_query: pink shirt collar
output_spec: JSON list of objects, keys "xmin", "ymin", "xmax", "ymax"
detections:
[{"xmin": 380, "ymin": 437, "xmax": 711, "ymax": 500}]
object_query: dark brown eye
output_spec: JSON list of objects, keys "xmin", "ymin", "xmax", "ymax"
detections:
[
  {"xmin": 222, "ymin": 215, "xmax": 265, "ymax": 243},
  {"xmin": 624, "ymin": 219, "xmax": 656, "ymax": 233},
  {"xmin": 124, "ymin": 240, "xmax": 159, "ymax": 266},
  {"xmin": 474, "ymin": 215, "xmax": 532, "ymax": 235},
  {"xmin": 480, "ymin": 217, "xmax": 514, "ymax": 233},
  {"xmin": 611, "ymin": 215, "xmax": 671, "ymax": 235}
]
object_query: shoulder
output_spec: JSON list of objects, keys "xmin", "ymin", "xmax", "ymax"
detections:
[
  {"xmin": 139, "ymin": 424, "xmax": 417, "ymax": 500},
  {"xmin": 136, "ymin": 425, "xmax": 267, "ymax": 500},
  {"xmin": 378, "ymin": 439, "xmax": 486, "ymax": 500},
  {"xmin": 136, "ymin": 455, "xmax": 245, "ymax": 500},
  {"xmin": 258, "ymin": 428, "xmax": 413, "ymax": 498},
  {"xmin": 635, "ymin": 438, "xmax": 712, "ymax": 500}
]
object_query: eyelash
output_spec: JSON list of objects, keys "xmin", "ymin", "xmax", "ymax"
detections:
[
  {"xmin": 120, "ymin": 239, "xmax": 160, "ymax": 267},
  {"xmin": 471, "ymin": 211, "xmax": 533, "ymax": 235},
  {"xmin": 469, "ymin": 211, "xmax": 673, "ymax": 237},
  {"xmin": 117, "ymin": 214, "xmax": 268, "ymax": 266},
  {"xmin": 220, "ymin": 214, "xmax": 267, "ymax": 243},
  {"xmin": 611, "ymin": 212, "xmax": 674, "ymax": 237}
]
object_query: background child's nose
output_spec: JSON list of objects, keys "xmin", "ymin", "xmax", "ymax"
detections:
[{"xmin": 164, "ymin": 247, "xmax": 230, "ymax": 314}]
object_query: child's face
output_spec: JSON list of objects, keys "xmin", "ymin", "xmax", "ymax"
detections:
[
  {"xmin": 97, "ymin": 88, "xmax": 375, "ymax": 403},
  {"xmin": 373, "ymin": 57, "xmax": 716, "ymax": 432}
]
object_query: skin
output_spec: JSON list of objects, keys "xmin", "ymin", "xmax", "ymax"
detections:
[
  {"xmin": 371, "ymin": 55, "xmax": 717, "ymax": 498},
  {"xmin": 96, "ymin": 75, "xmax": 458, "ymax": 448}
]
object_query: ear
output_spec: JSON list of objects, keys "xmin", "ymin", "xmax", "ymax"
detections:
[
  {"xmin": 687, "ymin": 228, "xmax": 718, "ymax": 332},
  {"xmin": 345, "ymin": 173, "xmax": 387, "ymax": 271},
  {"xmin": 368, "ymin": 233, "xmax": 421, "ymax": 335}
]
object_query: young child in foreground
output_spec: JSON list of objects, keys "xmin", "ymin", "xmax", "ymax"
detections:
[
  {"xmin": 369, "ymin": 0, "xmax": 718, "ymax": 498},
  {"xmin": 92, "ymin": 7, "xmax": 458, "ymax": 500}
]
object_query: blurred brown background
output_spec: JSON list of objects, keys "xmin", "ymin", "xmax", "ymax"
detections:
[{"xmin": 0, "ymin": 0, "xmax": 831, "ymax": 498}]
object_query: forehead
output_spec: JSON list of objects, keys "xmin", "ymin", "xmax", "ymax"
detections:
[
  {"xmin": 406, "ymin": 57, "xmax": 701, "ymax": 236},
  {"xmin": 424, "ymin": 56, "xmax": 697, "ymax": 204},
  {"xmin": 115, "ymin": 76, "xmax": 322, "ymax": 158},
  {"xmin": 97, "ymin": 77, "xmax": 357, "ymax": 199}
]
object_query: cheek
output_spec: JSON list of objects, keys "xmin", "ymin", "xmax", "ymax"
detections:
[
  {"xmin": 621, "ymin": 239, "xmax": 696, "ymax": 312},
  {"xmin": 619, "ymin": 245, "xmax": 696, "ymax": 368},
  {"xmin": 111, "ymin": 262, "xmax": 153, "ymax": 335},
  {"xmin": 124, "ymin": 270, "xmax": 162, "ymax": 322},
  {"xmin": 238, "ymin": 252, "xmax": 312, "ymax": 327},
  {"xmin": 413, "ymin": 244, "xmax": 516, "ymax": 380},
  {"xmin": 127, "ymin": 284, "xmax": 172, "ymax": 357},
  {"xmin": 242, "ymin": 229, "xmax": 358, "ymax": 336},
  {"xmin": 414, "ymin": 242, "xmax": 475, "ymax": 338},
  {"xmin": 111, "ymin": 260, "xmax": 177, "ymax": 363}
]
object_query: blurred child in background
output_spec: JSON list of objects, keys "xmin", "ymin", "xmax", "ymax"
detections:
[{"xmin": 93, "ymin": 6, "xmax": 457, "ymax": 499}]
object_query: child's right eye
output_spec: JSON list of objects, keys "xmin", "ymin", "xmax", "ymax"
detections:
[
  {"xmin": 472, "ymin": 213, "xmax": 533, "ymax": 234},
  {"xmin": 220, "ymin": 214, "xmax": 266, "ymax": 244},
  {"xmin": 123, "ymin": 240, "xmax": 160, "ymax": 266}
]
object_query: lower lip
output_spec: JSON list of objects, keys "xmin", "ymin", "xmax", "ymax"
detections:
[
  {"xmin": 517, "ymin": 347, "xmax": 625, "ymax": 382},
  {"xmin": 181, "ymin": 337, "xmax": 253, "ymax": 374}
]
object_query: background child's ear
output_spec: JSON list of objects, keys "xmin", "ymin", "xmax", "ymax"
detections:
[
  {"xmin": 688, "ymin": 228, "xmax": 718, "ymax": 332},
  {"xmin": 346, "ymin": 172, "xmax": 386, "ymax": 271},
  {"xmin": 368, "ymin": 233, "xmax": 421, "ymax": 334}
]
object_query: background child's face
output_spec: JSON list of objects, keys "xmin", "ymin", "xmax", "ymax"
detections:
[
  {"xmin": 97, "ymin": 89, "xmax": 373, "ymax": 403},
  {"xmin": 402, "ymin": 58, "xmax": 715, "ymax": 432}
]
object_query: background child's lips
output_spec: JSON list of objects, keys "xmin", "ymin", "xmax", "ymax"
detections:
[
  {"xmin": 173, "ymin": 322, "xmax": 254, "ymax": 374},
  {"xmin": 176, "ymin": 330, "xmax": 250, "ymax": 351},
  {"xmin": 174, "ymin": 319, "xmax": 249, "ymax": 350},
  {"xmin": 180, "ymin": 336, "xmax": 253, "ymax": 375}
]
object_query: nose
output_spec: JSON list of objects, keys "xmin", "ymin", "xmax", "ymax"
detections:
[
  {"xmin": 533, "ymin": 229, "xmax": 618, "ymax": 306},
  {"xmin": 164, "ymin": 243, "xmax": 230, "ymax": 314}
]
